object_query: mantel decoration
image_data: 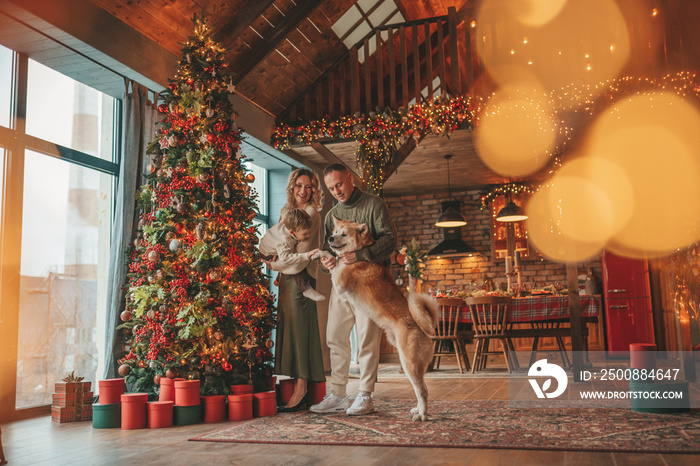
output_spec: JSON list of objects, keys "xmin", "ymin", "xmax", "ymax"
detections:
[
  {"xmin": 272, "ymin": 95, "xmax": 483, "ymax": 194},
  {"xmin": 273, "ymin": 72, "xmax": 700, "ymax": 195}
]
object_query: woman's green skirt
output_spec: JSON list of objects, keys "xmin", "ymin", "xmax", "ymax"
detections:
[{"xmin": 274, "ymin": 273, "xmax": 325, "ymax": 382}]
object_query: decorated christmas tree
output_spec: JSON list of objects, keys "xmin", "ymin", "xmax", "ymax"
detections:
[{"xmin": 117, "ymin": 15, "xmax": 275, "ymax": 396}]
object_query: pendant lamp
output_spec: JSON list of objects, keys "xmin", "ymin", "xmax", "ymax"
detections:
[
  {"xmin": 435, "ymin": 155, "xmax": 467, "ymax": 228},
  {"xmin": 496, "ymin": 182, "xmax": 528, "ymax": 222}
]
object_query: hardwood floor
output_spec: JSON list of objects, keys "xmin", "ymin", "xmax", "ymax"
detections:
[{"xmin": 2, "ymin": 365, "xmax": 698, "ymax": 465}]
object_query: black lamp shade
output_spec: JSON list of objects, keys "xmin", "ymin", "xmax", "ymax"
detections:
[
  {"xmin": 435, "ymin": 207, "xmax": 467, "ymax": 227},
  {"xmin": 496, "ymin": 201, "xmax": 528, "ymax": 222}
]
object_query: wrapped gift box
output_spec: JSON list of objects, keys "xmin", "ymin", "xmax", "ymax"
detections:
[
  {"xmin": 52, "ymin": 403, "xmax": 93, "ymax": 423},
  {"xmin": 53, "ymin": 391, "xmax": 93, "ymax": 407},
  {"xmin": 52, "ymin": 378, "xmax": 93, "ymax": 423},
  {"xmin": 54, "ymin": 381, "xmax": 91, "ymax": 394}
]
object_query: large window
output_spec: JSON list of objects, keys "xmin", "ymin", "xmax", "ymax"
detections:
[
  {"xmin": 0, "ymin": 45, "xmax": 11, "ymax": 128},
  {"xmin": 0, "ymin": 48, "xmax": 118, "ymax": 413}
]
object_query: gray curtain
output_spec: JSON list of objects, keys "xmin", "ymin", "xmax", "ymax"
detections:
[{"xmin": 103, "ymin": 79, "xmax": 158, "ymax": 379}]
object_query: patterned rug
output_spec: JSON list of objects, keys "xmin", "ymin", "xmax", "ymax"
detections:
[{"xmin": 190, "ymin": 399, "xmax": 700, "ymax": 453}]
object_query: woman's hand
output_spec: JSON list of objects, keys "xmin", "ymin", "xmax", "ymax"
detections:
[{"xmin": 262, "ymin": 255, "xmax": 278, "ymax": 269}]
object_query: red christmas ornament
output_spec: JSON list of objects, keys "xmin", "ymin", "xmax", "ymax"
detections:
[
  {"xmin": 154, "ymin": 374, "xmax": 161, "ymax": 385},
  {"xmin": 396, "ymin": 253, "xmax": 406, "ymax": 266},
  {"xmin": 244, "ymin": 173, "xmax": 255, "ymax": 183},
  {"xmin": 118, "ymin": 364, "xmax": 131, "ymax": 376},
  {"xmin": 206, "ymin": 133, "xmax": 216, "ymax": 143},
  {"xmin": 120, "ymin": 310, "xmax": 132, "ymax": 322},
  {"xmin": 165, "ymin": 368, "xmax": 178, "ymax": 379}
]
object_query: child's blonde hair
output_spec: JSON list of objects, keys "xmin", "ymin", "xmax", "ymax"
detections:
[{"xmin": 282, "ymin": 208, "xmax": 312, "ymax": 231}]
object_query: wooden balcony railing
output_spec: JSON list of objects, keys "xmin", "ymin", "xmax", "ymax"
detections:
[{"xmin": 277, "ymin": 6, "xmax": 476, "ymax": 124}]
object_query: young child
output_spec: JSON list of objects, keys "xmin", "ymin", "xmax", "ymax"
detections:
[{"xmin": 259, "ymin": 208, "xmax": 325, "ymax": 302}]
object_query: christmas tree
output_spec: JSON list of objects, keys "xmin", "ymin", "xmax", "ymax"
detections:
[{"xmin": 117, "ymin": 15, "xmax": 275, "ymax": 396}]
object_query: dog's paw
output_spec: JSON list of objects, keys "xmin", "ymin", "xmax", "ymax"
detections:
[{"xmin": 411, "ymin": 411, "xmax": 427, "ymax": 421}]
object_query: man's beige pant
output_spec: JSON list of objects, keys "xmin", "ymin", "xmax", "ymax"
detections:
[{"xmin": 327, "ymin": 287, "xmax": 382, "ymax": 396}]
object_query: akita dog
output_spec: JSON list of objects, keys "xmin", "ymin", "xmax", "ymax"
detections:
[{"xmin": 310, "ymin": 217, "xmax": 438, "ymax": 421}]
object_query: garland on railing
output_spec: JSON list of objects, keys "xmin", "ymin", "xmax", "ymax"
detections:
[
  {"xmin": 272, "ymin": 95, "xmax": 483, "ymax": 194},
  {"xmin": 273, "ymin": 72, "xmax": 700, "ymax": 195}
]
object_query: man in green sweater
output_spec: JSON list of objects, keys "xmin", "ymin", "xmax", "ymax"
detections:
[{"xmin": 310, "ymin": 164, "xmax": 397, "ymax": 415}]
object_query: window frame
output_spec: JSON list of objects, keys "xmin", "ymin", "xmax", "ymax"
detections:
[{"xmin": 0, "ymin": 49, "xmax": 121, "ymax": 422}]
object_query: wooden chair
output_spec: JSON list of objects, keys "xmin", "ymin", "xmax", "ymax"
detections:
[
  {"xmin": 464, "ymin": 296, "xmax": 515, "ymax": 373},
  {"xmin": 528, "ymin": 321, "xmax": 571, "ymax": 368},
  {"xmin": 430, "ymin": 298, "xmax": 471, "ymax": 374}
]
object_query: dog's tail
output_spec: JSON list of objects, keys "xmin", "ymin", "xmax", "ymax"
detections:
[{"xmin": 408, "ymin": 293, "xmax": 439, "ymax": 336}]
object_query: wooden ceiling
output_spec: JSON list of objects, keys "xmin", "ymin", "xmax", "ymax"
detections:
[
  {"xmin": 82, "ymin": 0, "xmax": 470, "ymax": 118},
  {"xmin": 3, "ymin": 1, "xmax": 698, "ymax": 196}
]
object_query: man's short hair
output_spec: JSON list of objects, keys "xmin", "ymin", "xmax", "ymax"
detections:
[
  {"xmin": 282, "ymin": 208, "xmax": 312, "ymax": 231},
  {"xmin": 323, "ymin": 163, "xmax": 349, "ymax": 177}
]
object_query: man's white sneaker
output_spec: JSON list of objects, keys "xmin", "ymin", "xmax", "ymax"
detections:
[
  {"xmin": 309, "ymin": 393, "xmax": 351, "ymax": 414},
  {"xmin": 346, "ymin": 394, "xmax": 374, "ymax": 415}
]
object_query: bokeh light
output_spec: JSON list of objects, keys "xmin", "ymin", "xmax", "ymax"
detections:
[
  {"xmin": 526, "ymin": 183, "xmax": 606, "ymax": 263},
  {"xmin": 511, "ymin": 0, "xmax": 568, "ymax": 27},
  {"xmin": 476, "ymin": 0, "xmax": 630, "ymax": 93},
  {"xmin": 475, "ymin": 86, "xmax": 556, "ymax": 177},
  {"xmin": 585, "ymin": 92, "xmax": 700, "ymax": 258},
  {"xmin": 555, "ymin": 157, "xmax": 635, "ymax": 240}
]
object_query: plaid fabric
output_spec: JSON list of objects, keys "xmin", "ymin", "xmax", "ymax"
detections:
[
  {"xmin": 52, "ymin": 391, "xmax": 93, "ymax": 407},
  {"xmin": 54, "ymin": 381, "xmax": 91, "ymax": 393},
  {"xmin": 458, "ymin": 295, "xmax": 600, "ymax": 323},
  {"xmin": 51, "ymin": 403, "xmax": 93, "ymax": 423}
]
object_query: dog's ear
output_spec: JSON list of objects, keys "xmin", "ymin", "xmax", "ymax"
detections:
[
  {"xmin": 357, "ymin": 223, "xmax": 373, "ymax": 246},
  {"xmin": 332, "ymin": 216, "xmax": 341, "ymax": 227}
]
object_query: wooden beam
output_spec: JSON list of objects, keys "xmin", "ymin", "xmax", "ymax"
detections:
[
  {"xmin": 281, "ymin": 148, "xmax": 324, "ymax": 172},
  {"xmin": 400, "ymin": 25, "xmax": 408, "ymax": 106},
  {"xmin": 231, "ymin": 0, "xmax": 323, "ymax": 84},
  {"xmin": 567, "ymin": 263, "xmax": 585, "ymax": 381},
  {"xmin": 383, "ymin": 134, "xmax": 423, "ymax": 180},
  {"xmin": 216, "ymin": 0, "xmax": 276, "ymax": 48},
  {"xmin": 310, "ymin": 142, "xmax": 365, "ymax": 188},
  {"xmin": 349, "ymin": 47, "xmax": 360, "ymax": 114},
  {"xmin": 376, "ymin": 32, "xmax": 383, "ymax": 109},
  {"xmin": 448, "ymin": 6, "xmax": 461, "ymax": 96},
  {"xmin": 412, "ymin": 24, "xmax": 421, "ymax": 102}
]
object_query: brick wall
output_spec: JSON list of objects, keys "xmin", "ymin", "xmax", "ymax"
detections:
[{"xmin": 385, "ymin": 189, "xmax": 602, "ymax": 293}]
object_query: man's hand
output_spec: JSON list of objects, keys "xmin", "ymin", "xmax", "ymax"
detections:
[
  {"xmin": 320, "ymin": 254, "xmax": 337, "ymax": 271},
  {"xmin": 339, "ymin": 251, "xmax": 358, "ymax": 265}
]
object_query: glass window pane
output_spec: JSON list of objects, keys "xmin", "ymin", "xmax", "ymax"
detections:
[
  {"xmin": 16, "ymin": 150, "xmax": 112, "ymax": 408},
  {"xmin": 368, "ymin": 0, "xmax": 397, "ymax": 27},
  {"xmin": 0, "ymin": 44, "xmax": 12, "ymax": 128},
  {"xmin": 244, "ymin": 162, "xmax": 268, "ymax": 217},
  {"xmin": 25, "ymin": 60, "xmax": 116, "ymax": 162}
]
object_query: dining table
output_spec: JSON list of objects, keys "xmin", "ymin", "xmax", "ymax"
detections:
[
  {"xmin": 448, "ymin": 294, "xmax": 601, "ymax": 370},
  {"xmin": 453, "ymin": 294, "xmax": 600, "ymax": 324}
]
